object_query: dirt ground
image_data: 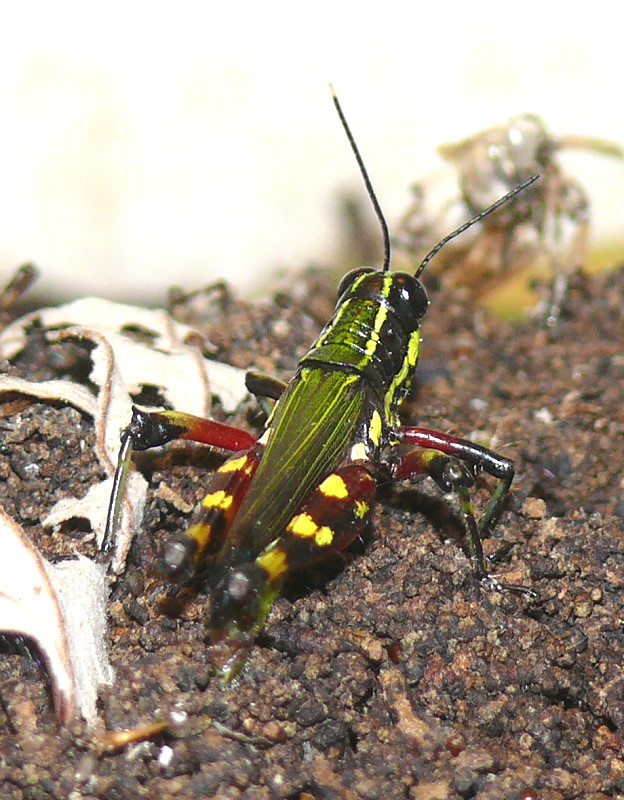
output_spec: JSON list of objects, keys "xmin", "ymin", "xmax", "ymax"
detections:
[{"xmin": 0, "ymin": 265, "xmax": 623, "ymax": 800}]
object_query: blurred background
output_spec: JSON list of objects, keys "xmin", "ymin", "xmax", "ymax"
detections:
[{"xmin": 1, "ymin": 1, "xmax": 623, "ymax": 305}]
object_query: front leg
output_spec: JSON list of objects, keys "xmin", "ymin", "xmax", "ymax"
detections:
[{"xmin": 382, "ymin": 426, "xmax": 514, "ymax": 580}]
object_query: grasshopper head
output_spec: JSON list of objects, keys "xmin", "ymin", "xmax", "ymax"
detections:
[{"xmin": 336, "ymin": 266, "xmax": 430, "ymax": 325}]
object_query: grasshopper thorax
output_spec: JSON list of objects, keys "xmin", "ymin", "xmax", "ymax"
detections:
[{"xmin": 301, "ymin": 266, "xmax": 428, "ymax": 418}]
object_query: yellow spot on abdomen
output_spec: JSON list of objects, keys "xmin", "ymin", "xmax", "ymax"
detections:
[
  {"xmin": 315, "ymin": 526, "xmax": 334, "ymax": 546},
  {"xmin": 288, "ymin": 512, "xmax": 318, "ymax": 538}
]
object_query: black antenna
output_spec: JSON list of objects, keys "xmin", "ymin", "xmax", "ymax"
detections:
[
  {"xmin": 415, "ymin": 174, "xmax": 540, "ymax": 278},
  {"xmin": 331, "ymin": 86, "xmax": 391, "ymax": 273}
]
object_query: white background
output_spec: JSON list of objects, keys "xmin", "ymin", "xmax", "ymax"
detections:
[{"xmin": 1, "ymin": 2, "xmax": 622, "ymax": 303}]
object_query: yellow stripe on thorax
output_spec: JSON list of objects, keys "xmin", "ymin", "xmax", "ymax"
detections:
[
  {"xmin": 384, "ymin": 329, "xmax": 421, "ymax": 421},
  {"xmin": 369, "ymin": 409, "xmax": 382, "ymax": 447}
]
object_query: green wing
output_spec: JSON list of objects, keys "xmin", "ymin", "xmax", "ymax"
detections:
[{"xmin": 219, "ymin": 366, "xmax": 366, "ymax": 560}]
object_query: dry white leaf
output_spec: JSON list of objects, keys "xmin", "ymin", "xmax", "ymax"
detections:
[
  {"xmin": 0, "ymin": 507, "xmax": 113, "ymax": 726},
  {"xmin": 0, "ymin": 507, "xmax": 73, "ymax": 723},
  {"xmin": 43, "ymin": 556, "xmax": 114, "ymax": 726},
  {"xmin": 0, "ymin": 297, "xmax": 248, "ymax": 414},
  {"xmin": 0, "ymin": 297, "xmax": 251, "ymax": 726},
  {"xmin": 0, "ymin": 376, "xmax": 97, "ymax": 417},
  {"xmin": 0, "ymin": 297, "xmax": 249, "ymax": 572},
  {"xmin": 42, "ymin": 473, "xmax": 146, "ymax": 556},
  {"xmin": 0, "ymin": 372, "xmax": 146, "ymax": 573}
]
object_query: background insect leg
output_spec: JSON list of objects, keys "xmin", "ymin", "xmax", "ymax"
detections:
[{"xmin": 244, "ymin": 370, "xmax": 288, "ymax": 418}]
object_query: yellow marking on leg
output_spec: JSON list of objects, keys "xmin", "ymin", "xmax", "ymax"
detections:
[
  {"xmin": 318, "ymin": 473, "xmax": 348, "ymax": 499},
  {"xmin": 218, "ymin": 454, "xmax": 252, "ymax": 474},
  {"xmin": 256, "ymin": 546, "xmax": 288, "ymax": 581},
  {"xmin": 185, "ymin": 522, "xmax": 213, "ymax": 551},
  {"xmin": 164, "ymin": 410, "xmax": 188, "ymax": 428},
  {"xmin": 287, "ymin": 513, "xmax": 335, "ymax": 547},
  {"xmin": 201, "ymin": 490, "xmax": 234, "ymax": 510}
]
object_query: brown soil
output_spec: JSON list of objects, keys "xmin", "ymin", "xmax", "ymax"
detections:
[{"xmin": 0, "ymin": 266, "xmax": 623, "ymax": 800}]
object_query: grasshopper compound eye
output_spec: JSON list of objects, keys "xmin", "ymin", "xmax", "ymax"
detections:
[
  {"xmin": 337, "ymin": 267, "xmax": 376, "ymax": 298},
  {"xmin": 390, "ymin": 273, "xmax": 429, "ymax": 319}
]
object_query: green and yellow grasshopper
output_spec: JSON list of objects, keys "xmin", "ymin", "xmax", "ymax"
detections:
[{"xmin": 105, "ymin": 93, "xmax": 536, "ymax": 680}]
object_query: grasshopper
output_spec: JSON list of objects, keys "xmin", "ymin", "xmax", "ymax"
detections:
[{"xmin": 105, "ymin": 93, "xmax": 536, "ymax": 680}]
